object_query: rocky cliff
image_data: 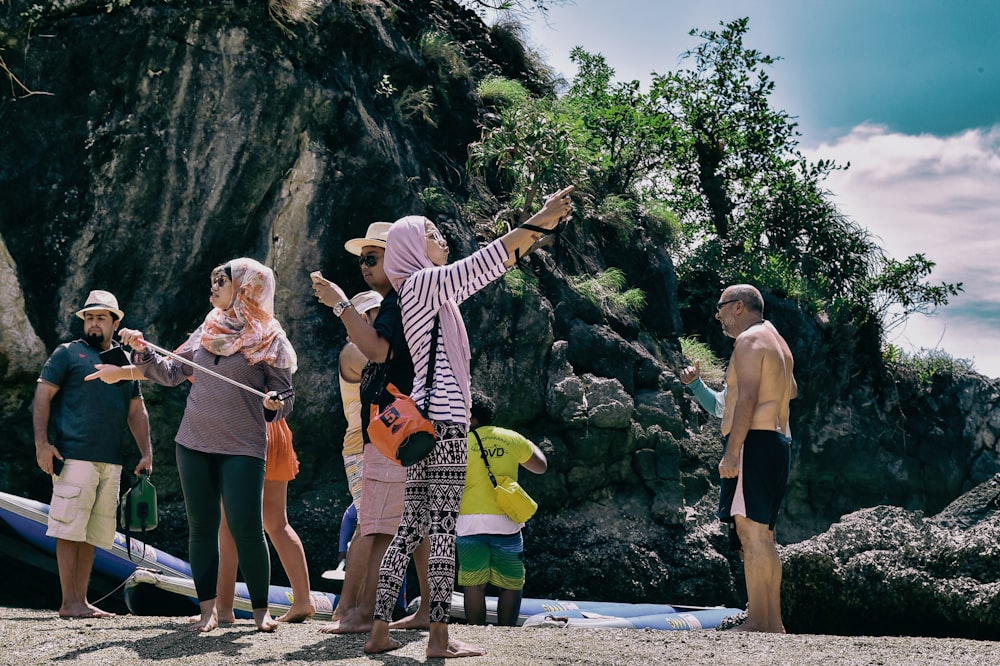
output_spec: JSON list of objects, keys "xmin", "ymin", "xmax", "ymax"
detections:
[{"xmin": 2, "ymin": 0, "xmax": 1000, "ymax": 637}]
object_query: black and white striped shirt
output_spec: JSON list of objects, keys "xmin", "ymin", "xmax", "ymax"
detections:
[{"xmin": 399, "ymin": 239, "xmax": 509, "ymax": 425}]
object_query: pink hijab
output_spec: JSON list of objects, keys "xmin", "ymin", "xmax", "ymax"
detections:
[
  {"xmin": 383, "ymin": 216, "xmax": 471, "ymax": 415},
  {"xmin": 178, "ymin": 258, "xmax": 297, "ymax": 372}
]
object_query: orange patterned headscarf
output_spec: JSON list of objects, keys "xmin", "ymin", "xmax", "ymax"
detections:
[{"xmin": 179, "ymin": 258, "xmax": 297, "ymax": 372}]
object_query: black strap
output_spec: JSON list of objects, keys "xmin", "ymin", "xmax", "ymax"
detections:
[
  {"xmin": 122, "ymin": 491, "xmax": 137, "ymax": 563},
  {"xmin": 124, "ymin": 525, "xmax": 148, "ymax": 564},
  {"xmin": 515, "ymin": 223, "xmax": 547, "ymax": 263},
  {"xmin": 472, "ymin": 428, "xmax": 498, "ymax": 488},
  {"xmin": 422, "ymin": 315, "xmax": 440, "ymax": 413},
  {"xmin": 366, "ymin": 315, "xmax": 399, "ymax": 406},
  {"xmin": 513, "ymin": 220, "xmax": 566, "ymax": 263}
]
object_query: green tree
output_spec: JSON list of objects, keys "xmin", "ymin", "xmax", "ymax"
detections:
[
  {"xmin": 863, "ymin": 253, "xmax": 963, "ymax": 335},
  {"xmin": 562, "ymin": 48, "xmax": 676, "ymax": 201},
  {"xmin": 467, "ymin": 92, "xmax": 584, "ymax": 223},
  {"xmin": 646, "ymin": 18, "xmax": 961, "ymax": 334}
]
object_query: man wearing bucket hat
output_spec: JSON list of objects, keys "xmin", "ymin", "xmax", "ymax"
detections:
[
  {"xmin": 33, "ymin": 289, "xmax": 153, "ymax": 618},
  {"xmin": 312, "ymin": 222, "xmax": 431, "ymax": 634}
]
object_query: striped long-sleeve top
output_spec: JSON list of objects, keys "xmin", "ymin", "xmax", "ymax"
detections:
[{"xmin": 399, "ymin": 238, "xmax": 510, "ymax": 425}]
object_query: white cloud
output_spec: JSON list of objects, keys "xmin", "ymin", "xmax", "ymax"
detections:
[{"xmin": 804, "ymin": 124, "xmax": 1000, "ymax": 377}]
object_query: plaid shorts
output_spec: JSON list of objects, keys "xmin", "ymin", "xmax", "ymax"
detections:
[{"xmin": 343, "ymin": 452, "xmax": 363, "ymax": 510}]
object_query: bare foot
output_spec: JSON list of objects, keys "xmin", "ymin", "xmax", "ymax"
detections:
[
  {"xmin": 318, "ymin": 608, "xmax": 372, "ymax": 634},
  {"xmin": 254, "ymin": 608, "xmax": 279, "ymax": 633},
  {"xmin": 187, "ymin": 611, "xmax": 235, "ymax": 624},
  {"xmin": 725, "ymin": 622, "xmax": 754, "ymax": 632},
  {"xmin": 363, "ymin": 635, "xmax": 402, "ymax": 654},
  {"xmin": 427, "ymin": 637, "xmax": 486, "ymax": 659},
  {"xmin": 276, "ymin": 601, "xmax": 316, "ymax": 623},
  {"xmin": 318, "ymin": 620, "xmax": 341, "ymax": 634},
  {"xmin": 59, "ymin": 603, "xmax": 115, "ymax": 619},
  {"xmin": 389, "ymin": 611, "xmax": 429, "ymax": 631},
  {"xmin": 187, "ymin": 612, "xmax": 218, "ymax": 633},
  {"xmin": 86, "ymin": 602, "xmax": 115, "ymax": 617},
  {"xmin": 725, "ymin": 621, "xmax": 785, "ymax": 634}
]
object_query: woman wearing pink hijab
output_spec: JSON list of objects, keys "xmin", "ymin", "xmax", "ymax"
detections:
[{"xmin": 364, "ymin": 186, "xmax": 574, "ymax": 658}]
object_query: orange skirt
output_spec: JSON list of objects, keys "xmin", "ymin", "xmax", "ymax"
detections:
[{"xmin": 265, "ymin": 418, "xmax": 300, "ymax": 482}]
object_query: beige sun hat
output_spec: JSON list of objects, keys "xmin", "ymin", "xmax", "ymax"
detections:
[
  {"xmin": 76, "ymin": 290, "xmax": 125, "ymax": 321},
  {"xmin": 344, "ymin": 222, "xmax": 391, "ymax": 256},
  {"xmin": 350, "ymin": 290, "xmax": 383, "ymax": 315}
]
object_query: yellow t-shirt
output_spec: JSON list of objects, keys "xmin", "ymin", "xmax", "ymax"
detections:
[{"xmin": 459, "ymin": 426, "xmax": 534, "ymax": 515}]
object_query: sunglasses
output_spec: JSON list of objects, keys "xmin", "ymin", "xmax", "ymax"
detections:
[
  {"xmin": 358, "ymin": 255, "xmax": 379, "ymax": 268},
  {"xmin": 715, "ymin": 299, "xmax": 740, "ymax": 311},
  {"xmin": 212, "ymin": 276, "xmax": 230, "ymax": 289}
]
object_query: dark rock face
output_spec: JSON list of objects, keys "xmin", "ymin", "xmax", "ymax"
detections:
[
  {"xmin": 0, "ymin": 0, "xmax": 531, "ymax": 500},
  {"xmin": 3, "ymin": 0, "xmax": 1000, "ymax": 637}
]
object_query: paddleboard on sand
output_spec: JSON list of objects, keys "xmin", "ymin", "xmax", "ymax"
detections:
[
  {"xmin": 522, "ymin": 607, "xmax": 745, "ymax": 630},
  {"xmin": 408, "ymin": 590, "xmax": 736, "ymax": 629},
  {"xmin": 123, "ymin": 569, "xmax": 339, "ymax": 620},
  {"xmin": 0, "ymin": 490, "xmax": 191, "ymax": 581},
  {"xmin": 0, "ymin": 490, "xmax": 339, "ymax": 620}
]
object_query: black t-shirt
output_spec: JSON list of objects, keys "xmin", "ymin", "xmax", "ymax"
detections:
[
  {"xmin": 39, "ymin": 340, "xmax": 141, "ymax": 464},
  {"xmin": 359, "ymin": 289, "xmax": 414, "ymax": 442}
]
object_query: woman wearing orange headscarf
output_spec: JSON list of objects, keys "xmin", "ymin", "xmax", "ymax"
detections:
[{"xmin": 121, "ymin": 258, "xmax": 296, "ymax": 633}]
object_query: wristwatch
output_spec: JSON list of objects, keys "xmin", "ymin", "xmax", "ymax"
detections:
[{"xmin": 332, "ymin": 300, "xmax": 354, "ymax": 318}]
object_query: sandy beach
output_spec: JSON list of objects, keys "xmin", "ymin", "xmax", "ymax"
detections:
[{"xmin": 1, "ymin": 605, "xmax": 998, "ymax": 665}]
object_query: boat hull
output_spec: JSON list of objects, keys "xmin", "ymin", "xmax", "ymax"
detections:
[{"xmin": 0, "ymin": 490, "xmax": 338, "ymax": 619}]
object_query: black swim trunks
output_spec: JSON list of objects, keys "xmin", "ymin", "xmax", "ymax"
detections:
[{"xmin": 718, "ymin": 430, "xmax": 791, "ymax": 531}]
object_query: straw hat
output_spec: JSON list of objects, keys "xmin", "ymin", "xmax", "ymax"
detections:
[
  {"xmin": 351, "ymin": 290, "xmax": 384, "ymax": 315},
  {"xmin": 344, "ymin": 222, "xmax": 391, "ymax": 256},
  {"xmin": 75, "ymin": 290, "xmax": 124, "ymax": 321}
]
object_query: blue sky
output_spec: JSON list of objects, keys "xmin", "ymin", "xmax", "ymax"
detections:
[{"xmin": 500, "ymin": 0, "xmax": 1000, "ymax": 377}]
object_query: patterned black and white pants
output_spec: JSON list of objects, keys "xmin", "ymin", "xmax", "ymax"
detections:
[{"xmin": 374, "ymin": 421, "xmax": 468, "ymax": 624}]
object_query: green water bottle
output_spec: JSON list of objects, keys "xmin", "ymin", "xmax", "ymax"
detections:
[{"xmin": 120, "ymin": 471, "xmax": 157, "ymax": 532}]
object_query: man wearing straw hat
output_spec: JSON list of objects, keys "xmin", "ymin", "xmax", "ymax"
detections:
[
  {"xmin": 33, "ymin": 289, "xmax": 153, "ymax": 618},
  {"xmin": 312, "ymin": 222, "xmax": 431, "ymax": 633}
]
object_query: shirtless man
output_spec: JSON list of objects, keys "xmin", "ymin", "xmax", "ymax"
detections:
[{"xmin": 714, "ymin": 284, "xmax": 796, "ymax": 634}]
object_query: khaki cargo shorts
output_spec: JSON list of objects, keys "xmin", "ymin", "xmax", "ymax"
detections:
[{"xmin": 46, "ymin": 459, "xmax": 122, "ymax": 549}]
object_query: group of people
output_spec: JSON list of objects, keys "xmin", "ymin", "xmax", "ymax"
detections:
[
  {"xmin": 44, "ymin": 260, "xmax": 310, "ymax": 632},
  {"xmin": 32, "ymin": 181, "xmax": 797, "ymax": 655},
  {"xmin": 309, "ymin": 186, "xmax": 573, "ymax": 656}
]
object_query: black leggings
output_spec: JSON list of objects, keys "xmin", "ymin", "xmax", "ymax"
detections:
[{"xmin": 175, "ymin": 444, "xmax": 270, "ymax": 609}]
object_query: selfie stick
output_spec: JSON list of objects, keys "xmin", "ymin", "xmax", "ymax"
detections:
[{"xmin": 142, "ymin": 341, "xmax": 268, "ymax": 399}]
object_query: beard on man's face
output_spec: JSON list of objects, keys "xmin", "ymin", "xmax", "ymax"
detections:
[{"xmin": 85, "ymin": 331, "xmax": 105, "ymax": 347}]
